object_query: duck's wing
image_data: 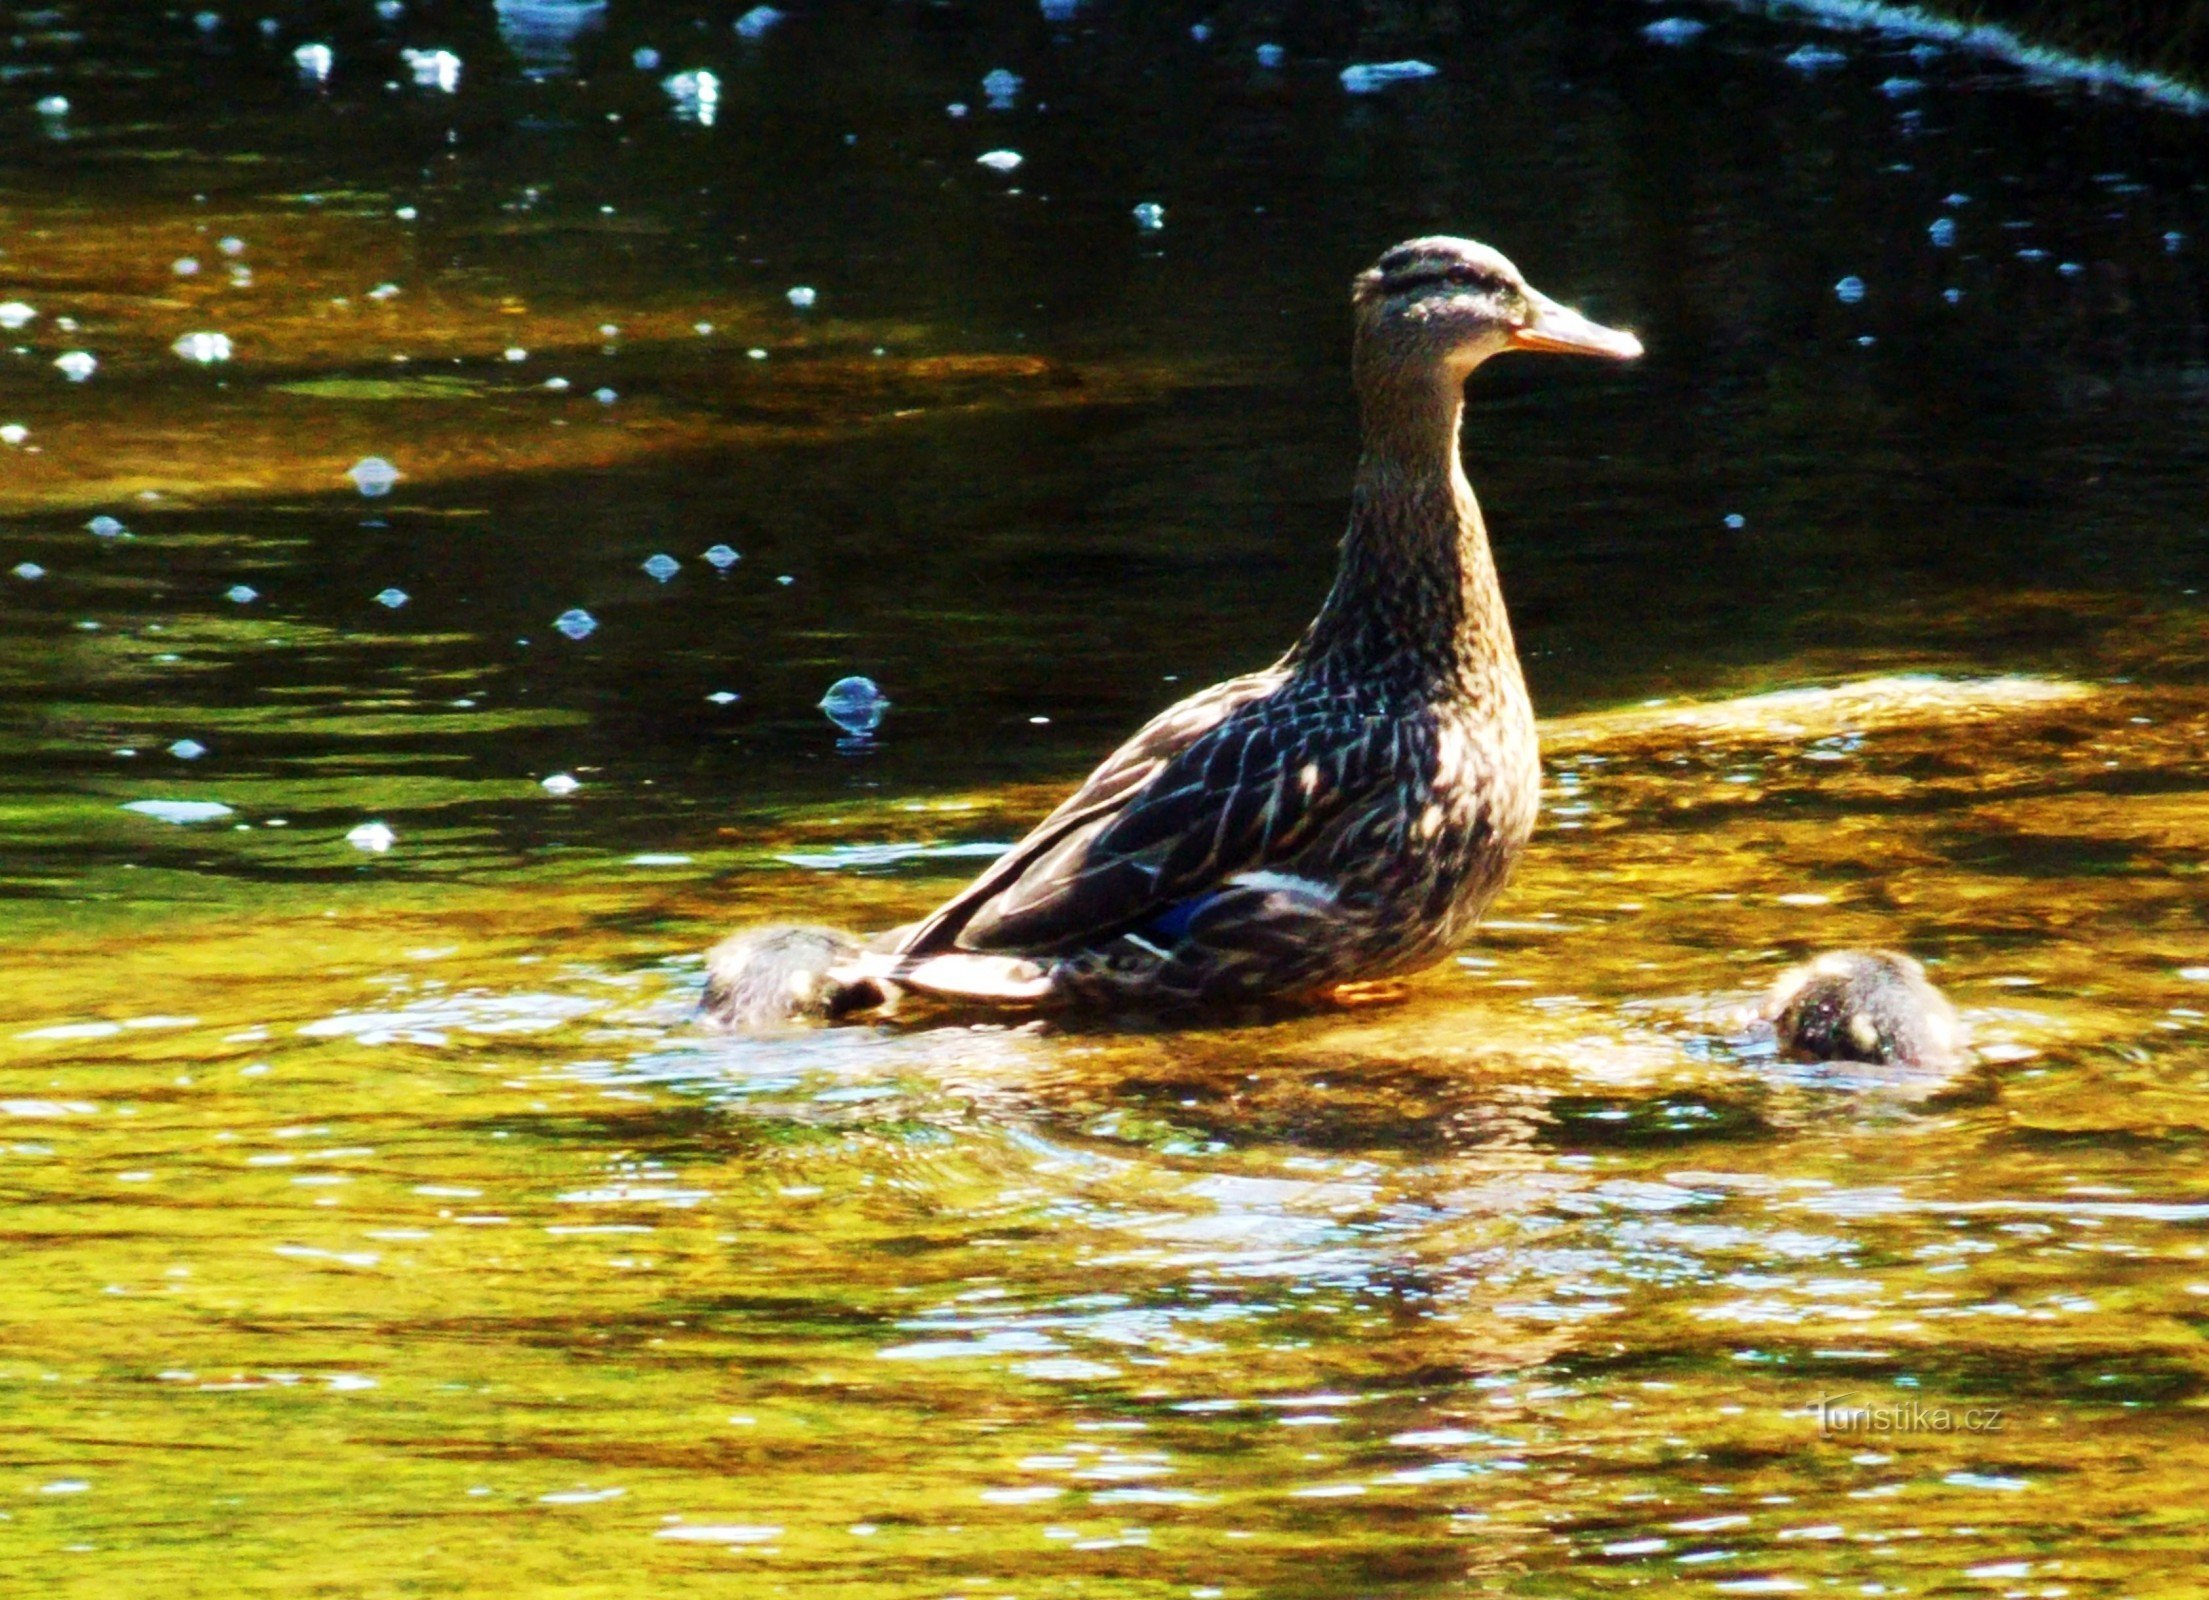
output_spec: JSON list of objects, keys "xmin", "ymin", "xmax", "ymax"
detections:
[{"xmin": 898, "ymin": 671, "xmax": 1398, "ymax": 958}]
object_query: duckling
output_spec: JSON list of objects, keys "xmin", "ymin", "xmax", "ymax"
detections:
[
  {"xmin": 1760, "ymin": 949, "xmax": 1965, "ymax": 1071},
  {"xmin": 701, "ymin": 924, "xmax": 883, "ymax": 1030},
  {"xmin": 815, "ymin": 235, "xmax": 1642, "ymax": 1013}
]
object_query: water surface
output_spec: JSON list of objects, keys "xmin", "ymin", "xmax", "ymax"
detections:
[{"xmin": 4, "ymin": 2, "xmax": 2208, "ymax": 1594}]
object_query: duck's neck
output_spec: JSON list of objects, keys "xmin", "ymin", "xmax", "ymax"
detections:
[{"xmin": 1287, "ymin": 371, "xmax": 1523, "ymax": 704}]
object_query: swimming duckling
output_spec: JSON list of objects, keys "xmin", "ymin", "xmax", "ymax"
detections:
[
  {"xmin": 701, "ymin": 924, "xmax": 883, "ymax": 1030},
  {"xmin": 1760, "ymin": 949, "xmax": 1964, "ymax": 1071}
]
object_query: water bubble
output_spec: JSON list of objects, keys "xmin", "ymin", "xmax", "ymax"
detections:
[
  {"xmin": 1040, "ymin": 0, "xmax": 1080, "ymax": 20},
  {"xmin": 734, "ymin": 5, "xmax": 783, "ymax": 38},
  {"xmin": 976, "ymin": 149, "xmax": 1023, "ymax": 173},
  {"xmin": 367, "ymin": 282, "xmax": 402, "ymax": 301},
  {"xmin": 218, "ymin": 236, "xmax": 245, "ymax": 256},
  {"xmin": 0, "ymin": 302, "xmax": 35, "ymax": 330},
  {"xmin": 983, "ymin": 68, "xmax": 1022, "ymax": 109},
  {"xmin": 1928, "ymin": 216, "xmax": 1957, "ymax": 248},
  {"xmin": 225, "ymin": 584, "xmax": 258, "ymax": 604},
  {"xmin": 702, "ymin": 543, "xmax": 740, "ymax": 569},
  {"xmin": 376, "ymin": 0, "xmax": 404, "ymax": 18},
  {"xmin": 173, "ymin": 257, "xmax": 201, "ymax": 276},
  {"xmin": 1833, "ymin": 275, "xmax": 1866, "ymax": 304},
  {"xmin": 375, "ymin": 588, "xmax": 410, "ymax": 609},
  {"xmin": 1724, "ymin": 513, "xmax": 1746, "ymax": 529},
  {"xmin": 1945, "ymin": 191, "xmax": 1971, "ymax": 206},
  {"xmin": 633, "ymin": 46, "xmax": 660, "ymax": 69},
  {"xmin": 2166, "ymin": 231, "xmax": 2187, "ymax": 253},
  {"xmin": 819, "ymin": 675, "xmax": 889, "ymax": 737},
  {"xmin": 88, "ymin": 516, "xmax": 127, "ymax": 538},
  {"xmin": 554, "ymin": 608, "xmax": 598, "ymax": 640},
  {"xmin": 346, "ymin": 821, "xmax": 396, "ymax": 853},
  {"xmin": 1878, "ymin": 76, "xmax": 1922, "ymax": 96},
  {"xmin": 706, "ymin": 690, "xmax": 738, "ymax": 704},
  {"xmin": 36, "ymin": 95, "xmax": 70, "ymax": 116},
  {"xmin": 1340, "ymin": 60, "xmax": 1439, "ymax": 93},
  {"xmin": 194, "ymin": 10, "xmax": 221, "ymax": 31},
  {"xmin": 787, "ymin": 285, "xmax": 817, "ymax": 309},
  {"xmin": 2017, "ymin": 246, "xmax": 2049, "ymax": 261},
  {"xmin": 169, "ymin": 739, "xmax": 208, "ymax": 760},
  {"xmin": 54, "ymin": 351, "xmax": 97, "ymax": 382},
  {"xmin": 641, "ymin": 553, "xmax": 680, "ymax": 581},
  {"xmin": 1131, "ymin": 202, "xmax": 1165, "ymax": 231},
  {"xmin": 947, "ymin": 102, "xmax": 968, "ymax": 118},
  {"xmin": 540, "ymin": 772, "xmax": 581, "ymax": 795},
  {"xmin": 593, "ymin": 386, "xmax": 617, "ymax": 403},
  {"xmin": 172, "ymin": 331, "xmax": 233, "ymax": 364},
  {"xmin": 1255, "ymin": 42, "xmax": 1284, "ymax": 67},
  {"xmin": 400, "ymin": 49, "xmax": 462, "ymax": 92},
  {"xmin": 1943, "ymin": 287, "xmax": 1964, "ymax": 304},
  {"xmin": 347, "ymin": 457, "xmax": 400, "ymax": 496},
  {"xmin": 294, "ymin": 42, "xmax": 334, "ymax": 80},
  {"xmin": 663, "ymin": 69, "xmax": 719, "ymax": 125},
  {"xmin": 747, "ymin": 348, "xmax": 768, "ymax": 360},
  {"xmin": 0, "ymin": 425, "xmax": 27, "ymax": 445},
  {"xmin": 503, "ymin": 347, "xmax": 528, "ymax": 362},
  {"xmin": 123, "ymin": 799, "xmax": 233, "ymax": 824},
  {"xmin": 1642, "ymin": 17, "xmax": 1705, "ymax": 44},
  {"xmin": 2058, "ymin": 260, "xmax": 2084, "ymax": 277},
  {"xmin": 12, "ymin": 562, "xmax": 44, "ymax": 580},
  {"xmin": 1784, "ymin": 43, "xmax": 1846, "ymax": 71},
  {"xmin": 1190, "ymin": 22, "xmax": 1211, "ymax": 41},
  {"xmin": 775, "ymin": 574, "xmax": 794, "ymax": 586}
]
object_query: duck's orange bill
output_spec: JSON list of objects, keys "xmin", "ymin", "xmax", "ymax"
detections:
[{"xmin": 1509, "ymin": 290, "xmax": 1645, "ymax": 359}]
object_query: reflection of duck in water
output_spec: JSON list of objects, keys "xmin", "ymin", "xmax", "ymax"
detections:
[
  {"xmin": 703, "ymin": 236, "xmax": 1642, "ymax": 1028},
  {"xmin": 1759, "ymin": 949, "xmax": 1966, "ymax": 1071}
]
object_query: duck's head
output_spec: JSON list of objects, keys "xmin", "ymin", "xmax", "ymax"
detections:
[{"xmin": 1352, "ymin": 235, "xmax": 1642, "ymax": 386}]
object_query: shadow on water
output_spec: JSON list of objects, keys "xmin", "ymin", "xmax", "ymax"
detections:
[{"xmin": 3, "ymin": 1, "xmax": 2209, "ymax": 1595}]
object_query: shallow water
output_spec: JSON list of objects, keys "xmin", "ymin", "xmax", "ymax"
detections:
[{"xmin": 4, "ymin": 2, "xmax": 2208, "ymax": 1595}]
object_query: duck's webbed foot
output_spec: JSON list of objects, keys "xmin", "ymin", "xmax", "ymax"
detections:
[
  {"xmin": 1326, "ymin": 979, "xmax": 1412, "ymax": 1008},
  {"xmin": 701, "ymin": 924, "xmax": 889, "ymax": 1031}
]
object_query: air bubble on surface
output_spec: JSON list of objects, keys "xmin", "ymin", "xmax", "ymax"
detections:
[
  {"xmin": 1132, "ymin": 202, "xmax": 1165, "ymax": 231},
  {"xmin": 554, "ymin": 608, "xmax": 598, "ymax": 640},
  {"xmin": 1724, "ymin": 513, "xmax": 1746, "ymax": 530},
  {"xmin": 294, "ymin": 42, "xmax": 334, "ymax": 80},
  {"xmin": 541, "ymin": 772, "xmax": 581, "ymax": 795},
  {"xmin": 37, "ymin": 95, "xmax": 70, "ymax": 116},
  {"xmin": 88, "ymin": 516, "xmax": 127, "ymax": 538},
  {"xmin": 819, "ymin": 676, "xmax": 889, "ymax": 738},
  {"xmin": 641, "ymin": 553, "xmax": 680, "ymax": 581},
  {"xmin": 123, "ymin": 800, "xmax": 234, "ymax": 824},
  {"xmin": 400, "ymin": 49, "xmax": 462, "ymax": 92},
  {"xmin": 1879, "ymin": 76, "xmax": 1922, "ymax": 97},
  {"xmin": 1255, "ymin": 43, "xmax": 1284, "ymax": 67},
  {"xmin": 54, "ymin": 351, "xmax": 97, "ymax": 382},
  {"xmin": 169, "ymin": 739, "xmax": 208, "ymax": 761},
  {"xmin": 1928, "ymin": 216, "xmax": 1956, "ymax": 247},
  {"xmin": 594, "ymin": 386, "xmax": 618, "ymax": 403},
  {"xmin": 707, "ymin": 690, "xmax": 738, "ymax": 704},
  {"xmin": 1643, "ymin": 17, "xmax": 1705, "ymax": 44},
  {"xmin": 367, "ymin": 283, "xmax": 401, "ymax": 301},
  {"xmin": 0, "ymin": 425, "xmax": 27, "ymax": 445},
  {"xmin": 174, "ymin": 257, "xmax": 201, "ymax": 276},
  {"xmin": 1834, "ymin": 275, "xmax": 1866, "ymax": 304},
  {"xmin": 983, "ymin": 69, "xmax": 1022, "ymax": 109},
  {"xmin": 734, "ymin": 5, "xmax": 783, "ymax": 38},
  {"xmin": 1785, "ymin": 43, "xmax": 1846, "ymax": 71},
  {"xmin": 0, "ymin": 302, "xmax": 35, "ymax": 330},
  {"xmin": 633, "ymin": 46, "xmax": 659, "ymax": 69},
  {"xmin": 787, "ymin": 285, "xmax": 817, "ymax": 309},
  {"xmin": 1340, "ymin": 60, "xmax": 1438, "ymax": 93},
  {"xmin": 172, "ymin": 332, "xmax": 233, "ymax": 364},
  {"xmin": 225, "ymin": 585, "xmax": 258, "ymax": 604},
  {"xmin": 373, "ymin": 587, "xmax": 410, "ymax": 610},
  {"xmin": 346, "ymin": 821, "xmax": 397, "ymax": 853},
  {"xmin": 12, "ymin": 562, "xmax": 44, "ymax": 580},
  {"xmin": 977, "ymin": 149, "xmax": 1023, "ymax": 173},
  {"xmin": 663, "ymin": 69, "xmax": 719, "ymax": 125},
  {"xmin": 702, "ymin": 544, "xmax": 740, "ymax": 569},
  {"xmin": 347, "ymin": 457, "xmax": 400, "ymax": 496}
]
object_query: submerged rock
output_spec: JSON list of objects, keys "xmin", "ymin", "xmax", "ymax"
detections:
[
  {"xmin": 1760, "ymin": 949, "xmax": 1964, "ymax": 1070},
  {"xmin": 701, "ymin": 924, "xmax": 882, "ymax": 1029}
]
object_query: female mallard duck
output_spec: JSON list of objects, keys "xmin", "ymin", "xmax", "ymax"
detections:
[{"xmin": 705, "ymin": 236, "xmax": 1640, "ymax": 1026}]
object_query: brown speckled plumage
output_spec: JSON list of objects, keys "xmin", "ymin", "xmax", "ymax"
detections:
[{"xmin": 839, "ymin": 237, "xmax": 1642, "ymax": 1011}]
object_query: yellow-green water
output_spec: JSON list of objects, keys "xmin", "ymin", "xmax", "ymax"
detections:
[{"xmin": 5, "ymin": 1, "xmax": 2209, "ymax": 1595}]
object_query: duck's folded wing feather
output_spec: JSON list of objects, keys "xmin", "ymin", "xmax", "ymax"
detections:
[
  {"xmin": 894, "ymin": 670, "xmax": 1282, "ymax": 955},
  {"xmin": 903, "ymin": 678, "xmax": 1400, "ymax": 958}
]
